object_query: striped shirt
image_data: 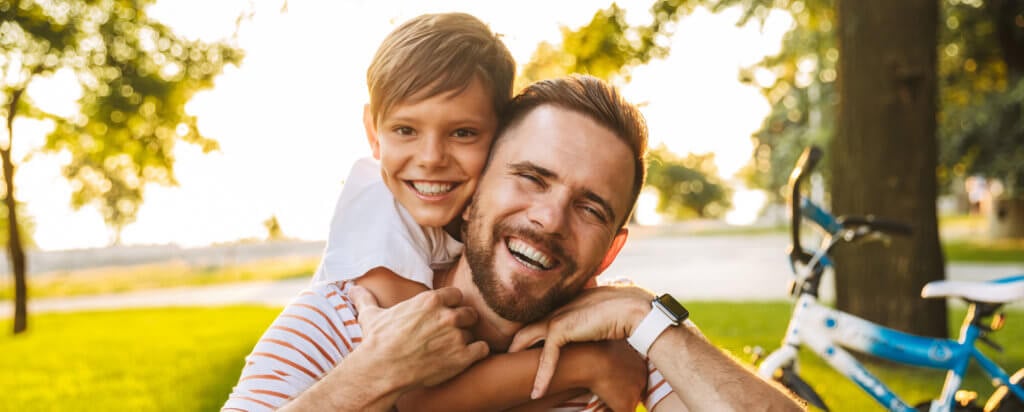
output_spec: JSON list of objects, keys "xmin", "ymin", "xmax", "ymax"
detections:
[{"xmin": 223, "ymin": 281, "xmax": 673, "ymax": 411}]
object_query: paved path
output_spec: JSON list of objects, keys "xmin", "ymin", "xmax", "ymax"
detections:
[{"xmin": 3, "ymin": 235, "xmax": 1022, "ymax": 318}]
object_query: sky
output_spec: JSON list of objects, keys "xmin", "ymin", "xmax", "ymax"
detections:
[{"xmin": 14, "ymin": 0, "xmax": 793, "ymax": 251}]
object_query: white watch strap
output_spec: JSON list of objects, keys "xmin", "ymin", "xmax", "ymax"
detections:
[{"xmin": 627, "ymin": 304, "xmax": 675, "ymax": 356}]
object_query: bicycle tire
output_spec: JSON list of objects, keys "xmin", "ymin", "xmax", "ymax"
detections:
[{"xmin": 985, "ymin": 368, "xmax": 1024, "ymax": 412}]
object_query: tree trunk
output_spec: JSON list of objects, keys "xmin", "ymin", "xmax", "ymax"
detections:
[
  {"xmin": 832, "ymin": 0, "xmax": 946, "ymax": 337},
  {"xmin": 4, "ymin": 89, "xmax": 28, "ymax": 334}
]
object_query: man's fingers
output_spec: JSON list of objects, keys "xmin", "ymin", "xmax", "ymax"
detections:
[
  {"xmin": 465, "ymin": 340, "xmax": 490, "ymax": 363},
  {"xmin": 433, "ymin": 286, "xmax": 465, "ymax": 307},
  {"xmin": 530, "ymin": 339, "xmax": 563, "ymax": 399},
  {"xmin": 509, "ymin": 322, "xmax": 547, "ymax": 353},
  {"xmin": 452, "ymin": 306, "xmax": 479, "ymax": 329},
  {"xmin": 348, "ymin": 285, "xmax": 380, "ymax": 317}
]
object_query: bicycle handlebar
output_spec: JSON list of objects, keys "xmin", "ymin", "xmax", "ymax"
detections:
[{"xmin": 788, "ymin": 146, "xmax": 823, "ymax": 265}]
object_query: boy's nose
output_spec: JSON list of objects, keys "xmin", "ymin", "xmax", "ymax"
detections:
[{"xmin": 417, "ymin": 135, "xmax": 448, "ymax": 169}]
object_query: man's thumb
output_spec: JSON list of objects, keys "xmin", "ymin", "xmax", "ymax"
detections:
[{"xmin": 348, "ymin": 285, "xmax": 380, "ymax": 317}]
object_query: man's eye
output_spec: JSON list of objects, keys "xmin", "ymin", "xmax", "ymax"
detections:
[
  {"xmin": 582, "ymin": 205, "xmax": 606, "ymax": 222},
  {"xmin": 518, "ymin": 173, "xmax": 543, "ymax": 186},
  {"xmin": 452, "ymin": 128, "xmax": 477, "ymax": 138},
  {"xmin": 394, "ymin": 126, "xmax": 415, "ymax": 135}
]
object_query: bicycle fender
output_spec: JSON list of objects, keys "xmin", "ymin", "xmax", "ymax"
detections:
[{"xmin": 780, "ymin": 366, "xmax": 830, "ymax": 412}]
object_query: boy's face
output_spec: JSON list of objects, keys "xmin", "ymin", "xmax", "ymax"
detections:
[{"xmin": 365, "ymin": 76, "xmax": 499, "ymax": 227}]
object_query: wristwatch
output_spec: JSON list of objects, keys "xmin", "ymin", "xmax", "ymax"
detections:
[{"xmin": 627, "ymin": 294, "xmax": 689, "ymax": 356}]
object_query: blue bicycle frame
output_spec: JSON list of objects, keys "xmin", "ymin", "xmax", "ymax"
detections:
[{"xmin": 757, "ymin": 198, "xmax": 1024, "ymax": 412}]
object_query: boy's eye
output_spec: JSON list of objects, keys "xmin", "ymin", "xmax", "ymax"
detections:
[
  {"xmin": 452, "ymin": 128, "xmax": 477, "ymax": 138},
  {"xmin": 394, "ymin": 126, "xmax": 415, "ymax": 135}
]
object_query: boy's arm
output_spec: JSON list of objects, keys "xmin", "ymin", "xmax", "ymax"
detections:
[
  {"xmin": 395, "ymin": 341, "xmax": 647, "ymax": 412},
  {"xmin": 354, "ymin": 266, "xmax": 430, "ymax": 308}
]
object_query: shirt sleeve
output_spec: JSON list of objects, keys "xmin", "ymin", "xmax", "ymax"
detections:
[
  {"xmin": 645, "ymin": 363, "xmax": 675, "ymax": 409},
  {"xmin": 312, "ymin": 157, "xmax": 436, "ymax": 289},
  {"xmin": 222, "ymin": 283, "xmax": 361, "ymax": 412}
]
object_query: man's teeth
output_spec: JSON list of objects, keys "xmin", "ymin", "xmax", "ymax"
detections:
[
  {"xmin": 507, "ymin": 238, "xmax": 554, "ymax": 270},
  {"xmin": 411, "ymin": 181, "xmax": 455, "ymax": 196}
]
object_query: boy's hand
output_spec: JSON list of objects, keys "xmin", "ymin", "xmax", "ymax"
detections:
[
  {"xmin": 508, "ymin": 286, "xmax": 654, "ymax": 399},
  {"xmin": 581, "ymin": 341, "xmax": 647, "ymax": 412},
  {"xmin": 351, "ymin": 285, "xmax": 490, "ymax": 389}
]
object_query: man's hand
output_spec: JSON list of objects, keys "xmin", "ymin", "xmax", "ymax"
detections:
[
  {"xmin": 350, "ymin": 285, "xmax": 490, "ymax": 389},
  {"xmin": 508, "ymin": 286, "xmax": 654, "ymax": 399}
]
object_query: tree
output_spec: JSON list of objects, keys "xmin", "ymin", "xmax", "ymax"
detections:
[
  {"xmin": 831, "ymin": 0, "xmax": 946, "ymax": 337},
  {"xmin": 263, "ymin": 215, "xmax": 285, "ymax": 241},
  {"xmin": 646, "ymin": 146, "xmax": 732, "ymax": 219},
  {"xmin": 2, "ymin": 0, "xmax": 242, "ymax": 333},
  {"xmin": 737, "ymin": 0, "xmax": 1024, "ymax": 237},
  {"xmin": 518, "ymin": 2, "xmax": 732, "ymax": 219}
]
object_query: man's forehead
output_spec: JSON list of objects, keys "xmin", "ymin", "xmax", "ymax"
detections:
[{"xmin": 493, "ymin": 105, "xmax": 635, "ymax": 213}]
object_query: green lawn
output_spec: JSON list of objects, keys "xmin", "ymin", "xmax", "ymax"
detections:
[
  {"xmin": 1, "ymin": 303, "xmax": 1021, "ymax": 411},
  {"xmin": 943, "ymin": 239, "xmax": 1024, "ymax": 264},
  {"xmin": 0, "ymin": 306, "xmax": 280, "ymax": 411}
]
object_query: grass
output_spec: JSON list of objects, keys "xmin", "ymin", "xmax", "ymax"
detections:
[
  {"xmin": 0, "ymin": 256, "xmax": 318, "ymax": 301},
  {"xmin": 1, "ymin": 302, "xmax": 1021, "ymax": 411},
  {"xmin": 943, "ymin": 239, "xmax": 1024, "ymax": 264},
  {"xmin": 0, "ymin": 306, "xmax": 280, "ymax": 411}
]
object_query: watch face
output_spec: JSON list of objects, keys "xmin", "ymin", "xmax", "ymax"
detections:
[{"xmin": 655, "ymin": 294, "xmax": 689, "ymax": 323}]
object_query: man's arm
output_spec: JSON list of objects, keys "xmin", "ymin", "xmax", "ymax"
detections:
[
  {"xmin": 509, "ymin": 286, "xmax": 803, "ymax": 411},
  {"xmin": 395, "ymin": 341, "xmax": 647, "ymax": 412}
]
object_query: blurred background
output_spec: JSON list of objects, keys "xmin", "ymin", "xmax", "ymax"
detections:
[{"xmin": 1, "ymin": 0, "xmax": 1022, "ymax": 410}]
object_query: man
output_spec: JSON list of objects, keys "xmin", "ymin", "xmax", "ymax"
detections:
[{"xmin": 224, "ymin": 76, "xmax": 802, "ymax": 411}]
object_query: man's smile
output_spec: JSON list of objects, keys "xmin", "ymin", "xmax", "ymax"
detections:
[{"xmin": 504, "ymin": 236, "xmax": 559, "ymax": 272}]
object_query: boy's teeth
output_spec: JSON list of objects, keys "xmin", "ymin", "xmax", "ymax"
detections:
[
  {"xmin": 411, "ymin": 181, "xmax": 454, "ymax": 195},
  {"xmin": 507, "ymin": 238, "xmax": 554, "ymax": 270}
]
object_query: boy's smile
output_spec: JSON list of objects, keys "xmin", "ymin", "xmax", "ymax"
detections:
[{"xmin": 365, "ymin": 76, "xmax": 498, "ymax": 227}]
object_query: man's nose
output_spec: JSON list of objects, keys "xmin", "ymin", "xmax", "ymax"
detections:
[
  {"xmin": 416, "ymin": 135, "xmax": 448, "ymax": 169},
  {"xmin": 527, "ymin": 196, "xmax": 569, "ymax": 236}
]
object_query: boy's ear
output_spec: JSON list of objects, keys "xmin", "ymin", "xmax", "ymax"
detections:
[
  {"xmin": 594, "ymin": 228, "xmax": 628, "ymax": 278},
  {"xmin": 363, "ymin": 104, "xmax": 381, "ymax": 160}
]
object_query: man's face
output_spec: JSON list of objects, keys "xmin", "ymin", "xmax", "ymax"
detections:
[{"xmin": 463, "ymin": 105, "xmax": 635, "ymax": 323}]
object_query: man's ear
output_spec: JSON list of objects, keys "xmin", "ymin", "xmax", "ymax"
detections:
[
  {"xmin": 594, "ymin": 227, "xmax": 629, "ymax": 277},
  {"xmin": 363, "ymin": 104, "xmax": 381, "ymax": 160}
]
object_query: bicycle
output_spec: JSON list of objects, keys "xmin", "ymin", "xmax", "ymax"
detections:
[{"xmin": 753, "ymin": 146, "xmax": 1024, "ymax": 412}]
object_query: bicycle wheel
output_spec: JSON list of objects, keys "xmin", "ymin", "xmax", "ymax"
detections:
[{"xmin": 985, "ymin": 369, "xmax": 1024, "ymax": 412}]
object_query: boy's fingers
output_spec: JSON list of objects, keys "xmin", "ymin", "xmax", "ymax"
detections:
[
  {"xmin": 433, "ymin": 287, "xmax": 465, "ymax": 307},
  {"xmin": 348, "ymin": 285, "xmax": 380, "ymax": 317},
  {"xmin": 509, "ymin": 323, "xmax": 547, "ymax": 353},
  {"xmin": 530, "ymin": 338, "xmax": 563, "ymax": 400},
  {"xmin": 452, "ymin": 306, "xmax": 479, "ymax": 328}
]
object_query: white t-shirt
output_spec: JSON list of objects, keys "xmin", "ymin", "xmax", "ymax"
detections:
[{"xmin": 312, "ymin": 157, "xmax": 464, "ymax": 288}]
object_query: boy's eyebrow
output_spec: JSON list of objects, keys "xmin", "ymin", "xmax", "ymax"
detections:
[{"xmin": 508, "ymin": 161, "xmax": 617, "ymax": 224}]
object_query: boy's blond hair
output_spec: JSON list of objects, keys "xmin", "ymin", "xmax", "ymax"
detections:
[{"xmin": 366, "ymin": 13, "xmax": 516, "ymax": 125}]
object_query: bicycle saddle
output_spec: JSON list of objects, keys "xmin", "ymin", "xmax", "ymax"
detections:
[{"xmin": 921, "ymin": 275, "xmax": 1024, "ymax": 303}]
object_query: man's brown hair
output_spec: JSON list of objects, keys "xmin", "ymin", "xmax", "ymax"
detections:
[
  {"xmin": 366, "ymin": 13, "xmax": 516, "ymax": 125},
  {"xmin": 501, "ymin": 75, "xmax": 648, "ymax": 227}
]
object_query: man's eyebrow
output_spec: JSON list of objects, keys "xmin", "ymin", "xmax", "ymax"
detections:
[
  {"xmin": 509, "ymin": 161, "xmax": 617, "ymax": 224},
  {"xmin": 508, "ymin": 161, "xmax": 557, "ymax": 179}
]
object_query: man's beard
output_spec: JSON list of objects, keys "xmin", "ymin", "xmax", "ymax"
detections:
[{"xmin": 463, "ymin": 203, "xmax": 582, "ymax": 323}]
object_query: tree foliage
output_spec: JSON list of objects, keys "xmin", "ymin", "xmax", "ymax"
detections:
[
  {"xmin": 519, "ymin": 1, "xmax": 734, "ymax": 220},
  {"xmin": 2, "ymin": 0, "xmax": 242, "ymax": 332},
  {"xmin": 647, "ymin": 145, "xmax": 732, "ymax": 218},
  {"xmin": 731, "ymin": 0, "xmax": 1024, "ymax": 197},
  {"xmin": 3, "ymin": 0, "xmax": 243, "ymax": 234}
]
